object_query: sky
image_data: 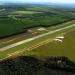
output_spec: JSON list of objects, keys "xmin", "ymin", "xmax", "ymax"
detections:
[{"xmin": 0, "ymin": 0, "xmax": 75, "ymax": 4}]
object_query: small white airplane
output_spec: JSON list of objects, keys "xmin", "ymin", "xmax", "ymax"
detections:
[
  {"xmin": 54, "ymin": 39, "xmax": 63, "ymax": 42},
  {"xmin": 56, "ymin": 36, "xmax": 64, "ymax": 39}
]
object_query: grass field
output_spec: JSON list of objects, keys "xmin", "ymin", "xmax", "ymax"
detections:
[
  {"xmin": 0, "ymin": 5, "xmax": 75, "ymax": 38},
  {"xmin": 12, "ymin": 11, "xmax": 43, "ymax": 14},
  {"xmin": 0, "ymin": 22, "xmax": 75, "ymax": 61},
  {"xmin": 21, "ymin": 29, "xmax": 75, "ymax": 61},
  {"xmin": 0, "ymin": 5, "xmax": 75, "ymax": 62},
  {"xmin": 0, "ymin": 5, "xmax": 75, "ymax": 75},
  {"xmin": 0, "ymin": 15, "xmax": 67, "ymax": 38},
  {"xmin": 0, "ymin": 20, "xmax": 75, "ymax": 48}
]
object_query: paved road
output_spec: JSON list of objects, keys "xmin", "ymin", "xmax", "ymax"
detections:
[{"xmin": 0, "ymin": 24, "xmax": 75, "ymax": 51}]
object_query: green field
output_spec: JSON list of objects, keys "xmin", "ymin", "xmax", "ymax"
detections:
[
  {"xmin": 0, "ymin": 22, "xmax": 75, "ymax": 60},
  {"xmin": 0, "ymin": 4, "xmax": 75, "ymax": 75},
  {"xmin": 0, "ymin": 5, "xmax": 75, "ymax": 38},
  {"xmin": 12, "ymin": 11, "xmax": 43, "ymax": 14},
  {"xmin": 0, "ymin": 5, "xmax": 75, "ymax": 61},
  {"xmin": 22, "ymin": 29, "xmax": 75, "ymax": 61},
  {"xmin": 0, "ymin": 20, "xmax": 75, "ymax": 48}
]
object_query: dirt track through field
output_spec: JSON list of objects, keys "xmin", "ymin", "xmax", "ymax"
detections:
[{"xmin": 0, "ymin": 24, "xmax": 75, "ymax": 51}]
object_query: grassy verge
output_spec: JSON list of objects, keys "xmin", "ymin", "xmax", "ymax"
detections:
[
  {"xmin": 0, "ymin": 24, "xmax": 75, "ymax": 59},
  {"xmin": 21, "ymin": 29, "xmax": 75, "ymax": 61},
  {"xmin": 0, "ymin": 20, "xmax": 75, "ymax": 48}
]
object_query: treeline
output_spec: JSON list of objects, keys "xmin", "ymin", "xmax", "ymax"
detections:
[
  {"xmin": 0, "ymin": 18, "xmax": 73, "ymax": 39},
  {"xmin": 0, "ymin": 56, "xmax": 75, "ymax": 75},
  {"xmin": 44, "ymin": 56, "xmax": 75, "ymax": 72}
]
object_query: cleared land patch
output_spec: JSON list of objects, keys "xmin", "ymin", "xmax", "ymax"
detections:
[{"xmin": 12, "ymin": 11, "xmax": 43, "ymax": 14}]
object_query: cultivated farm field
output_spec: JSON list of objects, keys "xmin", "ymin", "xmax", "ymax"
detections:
[{"xmin": 0, "ymin": 5, "xmax": 75, "ymax": 38}]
